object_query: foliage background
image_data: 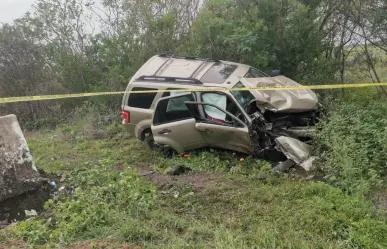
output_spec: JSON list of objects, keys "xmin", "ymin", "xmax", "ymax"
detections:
[{"xmin": 1, "ymin": 1, "xmax": 387, "ymax": 247}]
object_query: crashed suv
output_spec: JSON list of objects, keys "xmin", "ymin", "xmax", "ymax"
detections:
[{"xmin": 122, "ymin": 54, "xmax": 321, "ymax": 170}]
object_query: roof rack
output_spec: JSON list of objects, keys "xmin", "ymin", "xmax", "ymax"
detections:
[
  {"xmin": 190, "ymin": 59, "xmax": 209, "ymax": 78},
  {"xmin": 154, "ymin": 53, "xmax": 175, "ymax": 76},
  {"xmin": 136, "ymin": 75, "xmax": 204, "ymax": 85},
  {"xmin": 158, "ymin": 54, "xmax": 221, "ymax": 63}
]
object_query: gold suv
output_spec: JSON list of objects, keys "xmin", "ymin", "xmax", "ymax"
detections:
[{"xmin": 121, "ymin": 54, "xmax": 320, "ymax": 168}]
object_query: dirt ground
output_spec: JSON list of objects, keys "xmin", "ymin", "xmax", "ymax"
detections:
[
  {"xmin": 134, "ymin": 165, "xmax": 227, "ymax": 192},
  {"xmin": 66, "ymin": 240, "xmax": 142, "ymax": 249}
]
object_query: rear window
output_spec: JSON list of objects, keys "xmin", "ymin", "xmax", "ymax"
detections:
[
  {"xmin": 127, "ymin": 87, "xmax": 158, "ymax": 109},
  {"xmin": 200, "ymin": 63, "xmax": 238, "ymax": 84},
  {"xmin": 153, "ymin": 94, "xmax": 195, "ymax": 125}
]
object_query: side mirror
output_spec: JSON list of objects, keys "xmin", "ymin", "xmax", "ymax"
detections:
[{"xmin": 271, "ymin": 69, "xmax": 281, "ymax": 77}]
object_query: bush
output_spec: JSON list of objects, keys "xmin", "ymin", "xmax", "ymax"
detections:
[
  {"xmin": 68, "ymin": 101, "xmax": 121, "ymax": 139},
  {"xmin": 13, "ymin": 218, "xmax": 51, "ymax": 245},
  {"xmin": 315, "ymin": 99, "xmax": 387, "ymax": 195}
]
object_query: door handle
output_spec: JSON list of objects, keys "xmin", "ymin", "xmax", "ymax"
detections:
[
  {"xmin": 197, "ymin": 128, "xmax": 213, "ymax": 134},
  {"xmin": 158, "ymin": 129, "xmax": 172, "ymax": 135},
  {"xmin": 204, "ymin": 128, "xmax": 213, "ymax": 134}
]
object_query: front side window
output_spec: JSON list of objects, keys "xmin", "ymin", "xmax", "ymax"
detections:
[
  {"xmin": 200, "ymin": 63, "xmax": 238, "ymax": 83},
  {"xmin": 201, "ymin": 103, "xmax": 243, "ymax": 127},
  {"xmin": 201, "ymin": 92, "xmax": 245, "ymax": 125},
  {"xmin": 230, "ymin": 82, "xmax": 255, "ymax": 109},
  {"xmin": 153, "ymin": 94, "xmax": 195, "ymax": 125},
  {"xmin": 202, "ymin": 93, "xmax": 227, "ymax": 121},
  {"xmin": 128, "ymin": 87, "xmax": 158, "ymax": 109},
  {"xmin": 244, "ymin": 67, "xmax": 269, "ymax": 78}
]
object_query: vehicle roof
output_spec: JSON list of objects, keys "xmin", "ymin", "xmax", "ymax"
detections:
[{"xmin": 129, "ymin": 54, "xmax": 251, "ymax": 86}]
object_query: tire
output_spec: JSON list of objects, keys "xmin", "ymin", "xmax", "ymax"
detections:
[{"xmin": 143, "ymin": 131, "xmax": 176, "ymax": 158}]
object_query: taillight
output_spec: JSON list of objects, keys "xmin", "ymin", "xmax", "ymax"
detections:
[{"xmin": 121, "ymin": 110, "xmax": 130, "ymax": 124}]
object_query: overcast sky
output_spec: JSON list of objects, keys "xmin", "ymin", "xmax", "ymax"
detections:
[{"xmin": 0, "ymin": 0, "xmax": 36, "ymax": 23}]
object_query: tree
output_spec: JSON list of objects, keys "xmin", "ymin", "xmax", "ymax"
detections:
[{"xmin": 185, "ymin": 0, "xmax": 332, "ymax": 82}]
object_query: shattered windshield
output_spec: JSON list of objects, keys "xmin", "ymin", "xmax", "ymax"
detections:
[
  {"xmin": 244, "ymin": 67, "xmax": 269, "ymax": 78},
  {"xmin": 200, "ymin": 63, "xmax": 238, "ymax": 83},
  {"xmin": 230, "ymin": 82, "xmax": 255, "ymax": 109}
]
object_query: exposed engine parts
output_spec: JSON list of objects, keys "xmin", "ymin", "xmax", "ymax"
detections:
[
  {"xmin": 248, "ymin": 112, "xmax": 274, "ymax": 158},
  {"xmin": 248, "ymin": 109, "xmax": 320, "ymax": 171}
]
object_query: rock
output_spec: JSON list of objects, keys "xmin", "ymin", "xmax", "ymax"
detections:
[{"xmin": 0, "ymin": 114, "xmax": 42, "ymax": 202}]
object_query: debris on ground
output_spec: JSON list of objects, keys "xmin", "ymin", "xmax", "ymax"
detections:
[
  {"xmin": 0, "ymin": 114, "xmax": 43, "ymax": 202},
  {"xmin": 24, "ymin": 209, "xmax": 38, "ymax": 217},
  {"xmin": 167, "ymin": 165, "xmax": 192, "ymax": 176},
  {"xmin": 140, "ymin": 171, "xmax": 155, "ymax": 177},
  {"xmin": 270, "ymin": 159, "xmax": 296, "ymax": 175},
  {"xmin": 60, "ymin": 173, "xmax": 67, "ymax": 182},
  {"xmin": 50, "ymin": 181, "xmax": 57, "ymax": 189}
]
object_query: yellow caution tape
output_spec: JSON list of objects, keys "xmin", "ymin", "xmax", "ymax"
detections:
[{"xmin": 1, "ymin": 82, "xmax": 387, "ymax": 104}]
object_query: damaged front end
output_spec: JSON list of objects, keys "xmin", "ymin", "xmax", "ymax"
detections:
[
  {"xmin": 248, "ymin": 110, "xmax": 318, "ymax": 172},
  {"xmin": 238, "ymin": 77, "xmax": 322, "ymax": 171}
]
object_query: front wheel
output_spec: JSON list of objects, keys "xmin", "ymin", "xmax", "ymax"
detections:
[
  {"xmin": 143, "ymin": 131, "xmax": 158, "ymax": 150},
  {"xmin": 143, "ymin": 131, "xmax": 175, "ymax": 158}
]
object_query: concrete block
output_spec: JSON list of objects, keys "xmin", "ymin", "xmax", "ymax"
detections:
[{"xmin": 0, "ymin": 114, "xmax": 41, "ymax": 202}]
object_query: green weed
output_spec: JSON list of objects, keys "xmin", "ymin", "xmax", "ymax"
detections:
[
  {"xmin": 12, "ymin": 123, "xmax": 387, "ymax": 248},
  {"xmin": 14, "ymin": 160, "xmax": 157, "ymax": 245},
  {"xmin": 315, "ymin": 99, "xmax": 387, "ymax": 195}
]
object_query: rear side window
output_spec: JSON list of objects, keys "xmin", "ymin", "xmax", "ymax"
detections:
[
  {"xmin": 127, "ymin": 87, "xmax": 158, "ymax": 109},
  {"xmin": 162, "ymin": 89, "xmax": 190, "ymax": 98},
  {"xmin": 154, "ymin": 94, "xmax": 195, "ymax": 125},
  {"xmin": 200, "ymin": 63, "xmax": 238, "ymax": 83}
]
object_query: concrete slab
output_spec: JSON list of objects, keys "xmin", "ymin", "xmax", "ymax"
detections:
[{"xmin": 0, "ymin": 114, "xmax": 41, "ymax": 202}]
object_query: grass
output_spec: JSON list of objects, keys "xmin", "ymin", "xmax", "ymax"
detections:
[
  {"xmin": 1, "ymin": 121, "xmax": 386, "ymax": 249},
  {"xmin": 26, "ymin": 124, "xmax": 160, "ymax": 174}
]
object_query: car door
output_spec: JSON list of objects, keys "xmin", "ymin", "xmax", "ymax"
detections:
[
  {"xmin": 151, "ymin": 93, "xmax": 207, "ymax": 154},
  {"xmin": 185, "ymin": 100, "xmax": 252, "ymax": 154}
]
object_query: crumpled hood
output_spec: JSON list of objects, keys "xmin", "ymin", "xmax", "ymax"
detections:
[{"xmin": 241, "ymin": 76, "xmax": 319, "ymax": 113}]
